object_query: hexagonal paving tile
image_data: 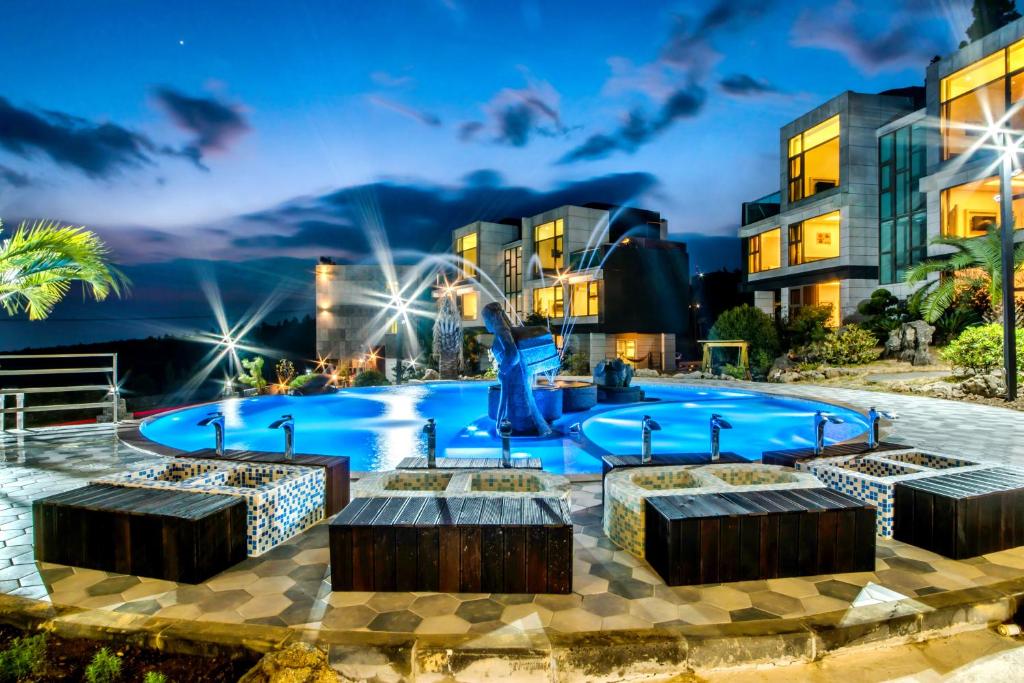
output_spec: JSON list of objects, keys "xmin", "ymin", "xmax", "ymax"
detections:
[{"xmin": 455, "ymin": 598, "xmax": 505, "ymax": 623}]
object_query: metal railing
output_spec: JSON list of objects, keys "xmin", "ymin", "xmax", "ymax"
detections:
[{"xmin": 0, "ymin": 353, "xmax": 119, "ymax": 431}]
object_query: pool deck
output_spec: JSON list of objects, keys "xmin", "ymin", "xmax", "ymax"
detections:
[{"xmin": 2, "ymin": 380, "xmax": 1024, "ymax": 678}]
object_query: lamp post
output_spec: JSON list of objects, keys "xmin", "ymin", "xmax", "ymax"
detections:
[{"xmin": 997, "ymin": 130, "xmax": 1019, "ymax": 401}]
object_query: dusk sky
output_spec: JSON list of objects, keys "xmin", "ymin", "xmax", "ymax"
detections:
[{"xmin": 0, "ymin": 0, "xmax": 973, "ymax": 348}]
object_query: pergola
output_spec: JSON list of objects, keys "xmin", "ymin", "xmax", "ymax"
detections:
[{"xmin": 698, "ymin": 339, "xmax": 750, "ymax": 377}]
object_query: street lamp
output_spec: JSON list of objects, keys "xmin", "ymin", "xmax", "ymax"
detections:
[{"xmin": 994, "ymin": 127, "xmax": 1020, "ymax": 401}]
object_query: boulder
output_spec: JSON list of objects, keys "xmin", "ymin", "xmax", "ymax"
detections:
[
  {"xmin": 240, "ymin": 643, "xmax": 339, "ymax": 683},
  {"xmin": 593, "ymin": 358, "xmax": 633, "ymax": 387},
  {"xmin": 960, "ymin": 372, "xmax": 1005, "ymax": 398},
  {"xmin": 422, "ymin": 368, "xmax": 440, "ymax": 380},
  {"xmin": 884, "ymin": 321, "xmax": 936, "ymax": 366},
  {"xmin": 634, "ymin": 368, "xmax": 660, "ymax": 378}
]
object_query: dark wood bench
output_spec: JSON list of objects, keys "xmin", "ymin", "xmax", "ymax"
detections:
[
  {"xmin": 644, "ymin": 488, "xmax": 876, "ymax": 586},
  {"xmin": 600, "ymin": 453, "xmax": 746, "ymax": 502},
  {"xmin": 330, "ymin": 496, "xmax": 572, "ymax": 594},
  {"xmin": 33, "ymin": 484, "xmax": 246, "ymax": 583},
  {"xmin": 894, "ymin": 467, "xmax": 1024, "ymax": 559},
  {"xmin": 184, "ymin": 449, "xmax": 350, "ymax": 516},
  {"xmin": 761, "ymin": 441, "xmax": 905, "ymax": 468},
  {"xmin": 396, "ymin": 457, "xmax": 542, "ymax": 470}
]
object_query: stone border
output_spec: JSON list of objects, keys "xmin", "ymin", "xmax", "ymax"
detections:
[{"xmin": 0, "ymin": 577, "xmax": 1020, "ymax": 678}]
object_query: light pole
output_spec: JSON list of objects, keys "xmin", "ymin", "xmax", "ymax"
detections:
[{"xmin": 997, "ymin": 130, "xmax": 1019, "ymax": 401}]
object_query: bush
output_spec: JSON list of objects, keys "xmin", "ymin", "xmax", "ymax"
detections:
[
  {"xmin": 560, "ymin": 351, "xmax": 590, "ymax": 376},
  {"xmin": 352, "ymin": 369, "xmax": 389, "ymax": 387},
  {"xmin": 857, "ymin": 289, "xmax": 911, "ymax": 342},
  {"xmin": 942, "ymin": 324, "xmax": 1024, "ymax": 375},
  {"xmin": 812, "ymin": 324, "xmax": 879, "ymax": 366},
  {"xmin": 143, "ymin": 673, "xmax": 168, "ymax": 683},
  {"xmin": 237, "ymin": 356, "xmax": 267, "ymax": 391},
  {"xmin": 275, "ymin": 358, "xmax": 296, "ymax": 386},
  {"xmin": 721, "ymin": 363, "xmax": 746, "ymax": 380},
  {"xmin": 289, "ymin": 372, "xmax": 319, "ymax": 389},
  {"xmin": 784, "ymin": 305, "xmax": 832, "ymax": 349},
  {"xmin": 85, "ymin": 647, "xmax": 122, "ymax": 683},
  {"xmin": 933, "ymin": 307, "xmax": 983, "ymax": 345},
  {"xmin": 709, "ymin": 305, "xmax": 780, "ymax": 373},
  {"xmin": 0, "ymin": 633, "xmax": 47, "ymax": 682}
]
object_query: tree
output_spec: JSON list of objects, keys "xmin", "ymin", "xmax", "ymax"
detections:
[
  {"xmin": 904, "ymin": 226, "xmax": 1024, "ymax": 322},
  {"xmin": 965, "ymin": 0, "xmax": 1021, "ymax": 43},
  {"xmin": 0, "ymin": 219, "xmax": 127, "ymax": 319},
  {"xmin": 709, "ymin": 304, "xmax": 780, "ymax": 373}
]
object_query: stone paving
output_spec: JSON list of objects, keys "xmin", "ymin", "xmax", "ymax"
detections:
[{"xmin": 2, "ymin": 382, "xmax": 1024, "ymax": 641}]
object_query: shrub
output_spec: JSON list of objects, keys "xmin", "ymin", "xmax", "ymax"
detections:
[
  {"xmin": 933, "ymin": 306, "xmax": 982, "ymax": 345},
  {"xmin": 784, "ymin": 305, "xmax": 832, "ymax": 349},
  {"xmin": 942, "ymin": 323, "xmax": 1024, "ymax": 375},
  {"xmin": 812, "ymin": 324, "xmax": 879, "ymax": 366},
  {"xmin": 709, "ymin": 305, "xmax": 780, "ymax": 373},
  {"xmin": 721, "ymin": 363, "xmax": 746, "ymax": 380},
  {"xmin": 85, "ymin": 647, "xmax": 122, "ymax": 683},
  {"xmin": 289, "ymin": 372, "xmax": 319, "ymax": 389},
  {"xmin": 352, "ymin": 369, "xmax": 389, "ymax": 387},
  {"xmin": 857, "ymin": 289, "xmax": 911, "ymax": 342},
  {"xmin": 560, "ymin": 351, "xmax": 590, "ymax": 376},
  {"xmin": 237, "ymin": 356, "xmax": 268, "ymax": 391},
  {"xmin": 0, "ymin": 633, "xmax": 47, "ymax": 682},
  {"xmin": 275, "ymin": 358, "xmax": 296, "ymax": 386},
  {"xmin": 143, "ymin": 672, "xmax": 168, "ymax": 683}
]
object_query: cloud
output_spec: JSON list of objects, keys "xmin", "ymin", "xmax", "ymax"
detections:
[
  {"xmin": 0, "ymin": 95, "xmax": 198, "ymax": 178},
  {"xmin": 153, "ymin": 87, "xmax": 249, "ymax": 157},
  {"xmin": 0, "ymin": 164, "xmax": 31, "ymax": 188},
  {"xmin": 366, "ymin": 95, "xmax": 442, "ymax": 127},
  {"xmin": 791, "ymin": 0, "xmax": 945, "ymax": 75},
  {"xmin": 474, "ymin": 72, "xmax": 568, "ymax": 147},
  {"xmin": 458, "ymin": 121, "xmax": 484, "ymax": 142},
  {"xmin": 719, "ymin": 74, "xmax": 783, "ymax": 97},
  {"xmin": 370, "ymin": 70, "xmax": 414, "ymax": 88},
  {"xmin": 230, "ymin": 170, "xmax": 660, "ymax": 258}
]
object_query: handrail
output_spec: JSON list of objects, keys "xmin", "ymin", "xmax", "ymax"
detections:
[{"xmin": 0, "ymin": 352, "xmax": 119, "ymax": 431}]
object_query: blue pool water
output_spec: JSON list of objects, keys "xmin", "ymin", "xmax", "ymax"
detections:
[{"xmin": 139, "ymin": 382, "xmax": 870, "ymax": 474}]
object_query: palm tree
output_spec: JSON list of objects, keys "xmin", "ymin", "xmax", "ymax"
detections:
[
  {"xmin": 0, "ymin": 219, "xmax": 128, "ymax": 320},
  {"xmin": 905, "ymin": 226, "xmax": 1024, "ymax": 322}
]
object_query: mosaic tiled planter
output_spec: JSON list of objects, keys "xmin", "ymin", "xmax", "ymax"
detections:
[
  {"xmin": 603, "ymin": 464, "xmax": 824, "ymax": 558},
  {"xmin": 798, "ymin": 449, "xmax": 996, "ymax": 538},
  {"xmin": 94, "ymin": 458, "xmax": 325, "ymax": 556},
  {"xmin": 353, "ymin": 468, "xmax": 570, "ymax": 502}
]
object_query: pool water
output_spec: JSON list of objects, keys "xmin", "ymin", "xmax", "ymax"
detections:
[{"xmin": 139, "ymin": 382, "xmax": 869, "ymax": 474}]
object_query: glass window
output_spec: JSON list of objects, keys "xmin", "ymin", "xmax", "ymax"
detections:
[
  {"xmin": 503, "ymin": 245, "xmax": 523, "ymax": 319},
  {"xmin": 459, "ymin": 291, "xmax": 478, "ymax": 320},
  {"xmin": 789, "ymin": 282, "xmax": 841, "ymax": 327},
  {"xmin": 788, "ymin": 115, "xmax": 840, "ymax": 202},
  {"xmin": 532, "ymin": 285, "xmax": 563, "ymax": 318},
  {"xmin": 616, "ymin": 338, "xmax": 637, "ymax": 365},
  {"xmin": 455, "ymin": 232, "xmax": 478, "ymax": 279},
  {"xmin": 940, "ymin": 175, "xmax": 1024, "ymax": 237},
  {"xmin": 571, "ymin": 281, "xmax": 599, "ymax": 316},
  {"xmin": 789, "ymin": 211, "xmax": 840, "ymax": 265},
  {"xmin": 878, "ymin": 125, "xmax": 929, "ymax": 284},
  {"xmin": 534, "ymin": 219, "xmax": 564, "ymax": 273},
  {"xmin": 748, "ymin": 228, "xmax": 781, "ymax": 273}
]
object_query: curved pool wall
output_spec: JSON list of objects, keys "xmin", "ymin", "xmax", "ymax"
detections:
[{"xmin": 139, "ymin": 382, "xmax": 870, "ymax": 474}]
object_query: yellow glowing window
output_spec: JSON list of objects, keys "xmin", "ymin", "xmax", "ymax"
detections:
[
  {"xmin": 532, "ymin": 285, "xmax": 563, "ymax": 318},
  {"xmin": 459, "ymin": 290, "xmax": 478, "ymax": 320},
  {"xmin": 748, "ymin": 228, "xmax": 781, "ymax": 273},
  {"xmin": 789, "ymin": 281, "xmax": 841, "ymax": 327},
  {"xmin": 942, "ymin": 52, "xmax": 1005, "ymax": 102},
  {"xmin": 616, "ymin": 338, "xmax": 637, "ymax": 365},
  {"xmin": 388, "ymin": 320, "xmax": 399, "ymax": 334},
  {"xmin": 788, "ymin": 115, "xmax": 839, "ymax": 202},
  {"xmin": 1010, "ymin": 38, "xmax": 1024, "ymax": 72},
  {"xmin": 534, "ymin": 219, "xmax": 564, "ymax": 272},
  {"xmin": 940, "ymin": 175, "xmax": 1024, "ymax": 238},
  {"xmin": 789, "ymin": 211, "xmax": 840, "ymax": 265},
  {"xmin": 571, "ymin": 281, "xmax": 599, "ymax": 316},
  {"xmin": 456, "ymin": 232, "xmax": 478, "ymax": 278}
]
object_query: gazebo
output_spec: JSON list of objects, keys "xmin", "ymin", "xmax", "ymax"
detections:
[{"xmin": 698, "ymin": 339, "xmax": 750, "ymax": 377}]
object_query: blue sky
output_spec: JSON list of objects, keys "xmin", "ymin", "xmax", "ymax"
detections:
[{"xmin": 0, "ymin": 0, "xmax": 974, "ymax": 347}]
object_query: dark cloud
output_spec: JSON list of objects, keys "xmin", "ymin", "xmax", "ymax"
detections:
[
  {"xmin": 0, "ymin": 96, "xmax": 197, "ymax": 178},
  {"xmin": 719, "ymin": 74, "xmax": 782, "ymax": 97},
  {"xmin": 477, "ymin": 75, "xmax": 567, "ymax": 147},
  {"xmin": 791, "ymin": 1, "xmax": 944, "ymax": 74},
  {"xmin": 0, "ymin": 164, "xmax": 31, "ymax": 188},
  {"xmin": 366, "ymin": 95, "xmax": 442, "ymax": 127},
  {"xmin": 153, "ymin": 87, "xmax": 249, "ymax": 157},
  {"xmin": 231, "ymin": 171, "xmax": 660, "ymax": 257},
  {"xmin": 458, "ymin": 121, "xmax": 484, "ymax": 142}
]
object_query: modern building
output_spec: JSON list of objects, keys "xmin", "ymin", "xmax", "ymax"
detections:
[
  {"xmin": 741, "ymin": 18, "xmax": 1024, "ymax": 324},
  {"xmin": 449, "ymin": 203, "xmax": 691, "ymax": 372}
]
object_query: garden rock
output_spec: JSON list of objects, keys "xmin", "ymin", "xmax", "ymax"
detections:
[
  {"xmin": 633, "ymin": 368, "xmax": 660, "ymax": 378},
  {"xmin": 884, "ymin": 321, "xmax": 935, "ymax": 366},
  {"xmin": 240, "ymin": 642, "xmax": 339, "ymax": 683},
  {"xmin": 422, "ymin": 368, "xmax": 440, "ymax": 380},
  {"xmin": 960, "ymin": 372, "xmax": 1006, "ymax": 398}
]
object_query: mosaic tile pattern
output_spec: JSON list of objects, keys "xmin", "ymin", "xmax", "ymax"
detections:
[{"xmin": 354, "ymin": 468, "xmax": 571, "ymax": 501}]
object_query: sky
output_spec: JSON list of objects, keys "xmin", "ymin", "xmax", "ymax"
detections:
[{"xmin": 0, "ymin": 0, "xmax": 975, "ymax": 348}]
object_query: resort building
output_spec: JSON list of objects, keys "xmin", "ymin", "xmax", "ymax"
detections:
[
  {"xmin": 741, "ymin": 17, "xmax": 1024, "ymax": 324},
  {"xmin": 449, "ymin": 203, "xmax": 691, "ymax": 372}
]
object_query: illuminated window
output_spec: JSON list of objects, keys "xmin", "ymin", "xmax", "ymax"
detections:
[
  {"xmin": 503, "ymin": 245, "xmax": 522, "ymax": 318},
  {"xmin": 788, "ymin": 115, "xmax": 840, "ymax": 202},
  {"xmin": 748, "ymin": 228, "xmax": 781, "ymax": 273},
  {"xmin": 532, "ymin": 285, "xmax": 563, "ymax": 318},
  {"xmin": 534, "ymin": 219, "xmax": 564, "ymax": 274},
  {"xmin": 388, "ymin": 320, "xmax": 399, "ymax": 334},
  {"xmin": 879, "ymin": 124, "xmax": 927, "ymax": 284},
  {"xmin": 789, "ymin": 211, "xmax": 840, "ymax": 265},
  {"xmin": 940, "ymin": 40, "xmax": 1024, "ymax": 159},
  {"xmin": 456, "ymin": 232, "xmax": 478, "ymax": 278},
  {"xmin": 571, "ymin": 281, "xmax": 600, "ymax": 316},
  {"xmin": 940, "ymin": 175, "xmax": 1024, "ymax": 238},
  {"xmin": 616, "ymin": 338, "xmax": 637, "ymax": 365},
  {"xmin": 789, "ymin": 281, "xmax": 841, "ymax": 327},
  {"xmin": 459, "ymin": 291, "xmax": 478, "ymax": 320}
]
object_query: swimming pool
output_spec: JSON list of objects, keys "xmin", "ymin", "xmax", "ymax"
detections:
[{"xmin": 138, "ymin": 382, "xmax": 870, "ymax": 474}]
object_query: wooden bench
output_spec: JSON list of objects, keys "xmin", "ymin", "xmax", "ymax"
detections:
[
  {"xmin": 33, "ymin": 484, "xmax": 246, "ymax": 583},
  {"xmin": 894, "ymin": 467, "xmax": 1024, "ymax": 559},
  {"xmin": 644, "ymin": 489, "xmax": 876, "ymax": 586},
  {"xmin": 330, "ymin": 496, "xmax": 572, "ymax": 594},
  {"xmin": 761, "ymin": 441, "xmax": 905, "ymax": 468},
  {"xmin": 396, "ymin": 457, "xmax": 542, "ymax": 470},
  {"xmin": 184, "ymin": 449, "xmax": 350, "ymax": 516}
]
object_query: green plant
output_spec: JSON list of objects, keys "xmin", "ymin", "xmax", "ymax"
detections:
[
  {"xmin": 560, "ymin": 350, "xmax": 590, "ymax": 376},
  {"xmin": 289, "ymin": 372, "xmax": 319, "ymax": 389},
  {"xmin": 143, "ymin": 673, "xmax": 168, "ymax": 683},
  {"xmin": 905, "ymin": 226, "xmax": 1024, "ymax": 322},
  {"xmin": 720, "ymin": 363, "xmax": 746, "ymax": 380},
  {"xmin": 237, "ymin": 356, "xmax": 268, "ymax": 391},
  {"xmin": 0, "ymin": 219, "xmax": 128, "ymax": 320},
  {"xmin": 812, "ymin": 324, "xmax": 879, "ymax": 366},
  {"xmin": 352, "ymin": 369, "xmax": 389, "ymax": 387},
  {"xmin": 275, "ymin": 358, "xmax": 296, "ymax": 386},
  {"xmin": 709, "ymin": 305, "xmax": 780, "ymax": 373},
  {"xmin": 784, "ymin": 305, "xmax": 833, "ymax": 348},
  {"xmin": 0, "ymin": 633, "xmax": 47, "ymax": 682},
  {"xmin": 85, "ymin": 647, "xmax": 122, "ymax": 683},
  {"xmin": 857, "ymin": 288, "xmax": 911, "ymax": 342},
  {"xmin": 942, "ymin": 323, "xmax": 1024, "ymax": 375},
  {"xmin": 462, "ymin": 330, "xmax": 483, "ymax": 373},
  {"xmin": 933, "ymin": 306, "xmax": 983, "ymax": 345}
]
